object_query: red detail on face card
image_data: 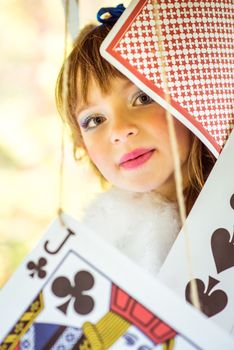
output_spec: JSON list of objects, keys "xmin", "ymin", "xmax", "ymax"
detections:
[
  {"xmin": 111, "ymin": 284, "xmax": 177, "ymax": 343},
  {"xmin": 113, "ymin": 288, "xmax": 131, "ymax": 310},
  {"xmin": 150, "ymin": 318, "xmax": 177, "ymax": 341},
  {"xmin": 131, "ymin": 303, "xmax": 155, "ymax": 325}
]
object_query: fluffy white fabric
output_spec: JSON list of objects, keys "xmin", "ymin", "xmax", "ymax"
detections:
[{"xmin": 82, "ymin": 187, "xmax": 181, "ymax": 277}]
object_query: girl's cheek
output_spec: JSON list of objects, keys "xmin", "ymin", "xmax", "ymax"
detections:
[
  {"xmin": 81, "ymin": 137, "xmax": 94, "ymax": 155},
  {"xmin": 84, "ymin": 135, "xmax": 106, "ymax": 164},
  {"xmin": 86, "ymin": 147, "xmax": 100, "ymax": 165}
]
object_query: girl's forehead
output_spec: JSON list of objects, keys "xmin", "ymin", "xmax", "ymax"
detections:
[
  {"xmin": 75, "ymin": 77, "xmax": 136, "ymax": 114},
  {"xmin": 84, "ymin": 76, "xmax": 135, "ymax": 97}
]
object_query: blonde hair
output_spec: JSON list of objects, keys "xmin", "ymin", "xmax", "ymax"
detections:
[
  {"xmin": 56, "ymin": 24, "xmax": 124, "ymax": 155},
  {"xmin": 185, "ymin": 136, "xmax": 216, "ymax": 214},
  {"xmin": 56, "ymin": 23, "xmax": 216, "ymax": 214}
]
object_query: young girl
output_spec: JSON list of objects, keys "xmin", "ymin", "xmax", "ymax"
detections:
[{"xmin": 56, "ymin": 4, "xmax": 216, "ymax": 276}]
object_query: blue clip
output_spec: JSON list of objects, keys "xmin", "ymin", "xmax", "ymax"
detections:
[{"xmin": 97, "ymin": 4, "xmax": 126, "ymax": 24}]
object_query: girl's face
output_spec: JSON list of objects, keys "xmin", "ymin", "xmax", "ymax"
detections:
[{"xmin": 76, "ymin": 77, "xmax": 192, "ymax": 199}]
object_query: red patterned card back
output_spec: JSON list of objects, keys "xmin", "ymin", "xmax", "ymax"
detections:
[{"xmin": 101, "ymin": 0, "xmax": 234, "ymax": 156}]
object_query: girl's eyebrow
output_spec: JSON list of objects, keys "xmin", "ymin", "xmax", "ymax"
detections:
[
  {"xmin": 122, "ymin": 79, "xmax": 134, "ymax": 88},
  {"xmin": 76, "ymin": 103, "xmax": 94, "ymax": 116},
  {"xmin": 120, "ymin": 79, "xmax": 137, "ymax": 92},
  {"xmin": 76, "ymin": 96, "xmax": 102, "ymax": 116}
]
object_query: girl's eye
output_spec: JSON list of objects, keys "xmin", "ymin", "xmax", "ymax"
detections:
[
  {"xmin": 132, "ymin": 91, "xmax": 154, "ymax": 106},
  {"xmin": 80, "ymin": 114, "xmax": 106, "ymax": 130}
]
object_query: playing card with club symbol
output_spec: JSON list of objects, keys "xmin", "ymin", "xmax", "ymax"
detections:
[{"xmin": 1, "ymin": 215, "xmax": 234, "ymax": 349}]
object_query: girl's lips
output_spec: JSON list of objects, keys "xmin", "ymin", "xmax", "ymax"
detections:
[{"xmin": 119, "ymin": 148, "xmax": 155, "ymax": 170}]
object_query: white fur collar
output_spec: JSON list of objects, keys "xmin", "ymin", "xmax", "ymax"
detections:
[{"xmin": 82, "ymin": 187, "xmax": 181, "ymax": 277}]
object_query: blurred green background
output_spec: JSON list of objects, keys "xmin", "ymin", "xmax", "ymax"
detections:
[{"xmin": 0, "ymin": 0, "xmax": 130, "ymax": 286}]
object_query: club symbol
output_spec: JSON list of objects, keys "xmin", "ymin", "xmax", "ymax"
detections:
[
  {"xmin": 27, "ymin": 257, "xmax": 47, "ymax": 278},
  {"xmin": 51, "ymin": 270, "xmax": 95, "ymax": 315}
]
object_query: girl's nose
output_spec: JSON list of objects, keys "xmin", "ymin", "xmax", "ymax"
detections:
[{"xmin": 110, "ymin": 120, "xmax": 139, "ymax": 144}]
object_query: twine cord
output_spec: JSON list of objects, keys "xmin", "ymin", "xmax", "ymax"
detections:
[
  {"xmin": 153, "ymin": 1, "xmax": 200, "ymax": 311},
  {"xmin": 57, "ymin": 0, "xmax": 70, "ymax": 226}
]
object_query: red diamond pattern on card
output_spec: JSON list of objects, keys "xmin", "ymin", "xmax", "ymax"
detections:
[{"xmin": 104, "ymin": 0, "xmax": 234, "ymax": 155}]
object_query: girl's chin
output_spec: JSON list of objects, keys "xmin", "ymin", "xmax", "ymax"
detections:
[
  {"xmin": 113, "ymin": 182, "xmax": 163, "ymax": 193},
  {"xmin": 110, "ymin": 176, "xmax": 175, "ymax": 197}
]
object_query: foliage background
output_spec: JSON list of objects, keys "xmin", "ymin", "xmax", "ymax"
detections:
[{"xmin": 0, "ymin": 0, "xmax": 130, "ymax": 286}]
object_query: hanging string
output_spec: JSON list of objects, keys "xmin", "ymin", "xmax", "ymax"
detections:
[
  {"xmin": 57, "ymin": 0, "xmax": 70, "ymax": 226},
  {"xmin": 153, "ymin": 1, "xmax": 200, "ymax": 311}
]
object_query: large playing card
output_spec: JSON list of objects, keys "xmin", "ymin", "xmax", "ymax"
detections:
[
  {"xmin": 1, "ymin": 216, "xmax": 234, "ymax": 349},
  {"xmin": 99, "ymin": 0, "xmax": 234, "ymax": 336},
  {"xmin": 159, "ymin": 129, "xmax": 234, "ymax": 334},
  {"xmin": 100, "ymin": 0, "xmax": 234, "ymax": 157}
]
